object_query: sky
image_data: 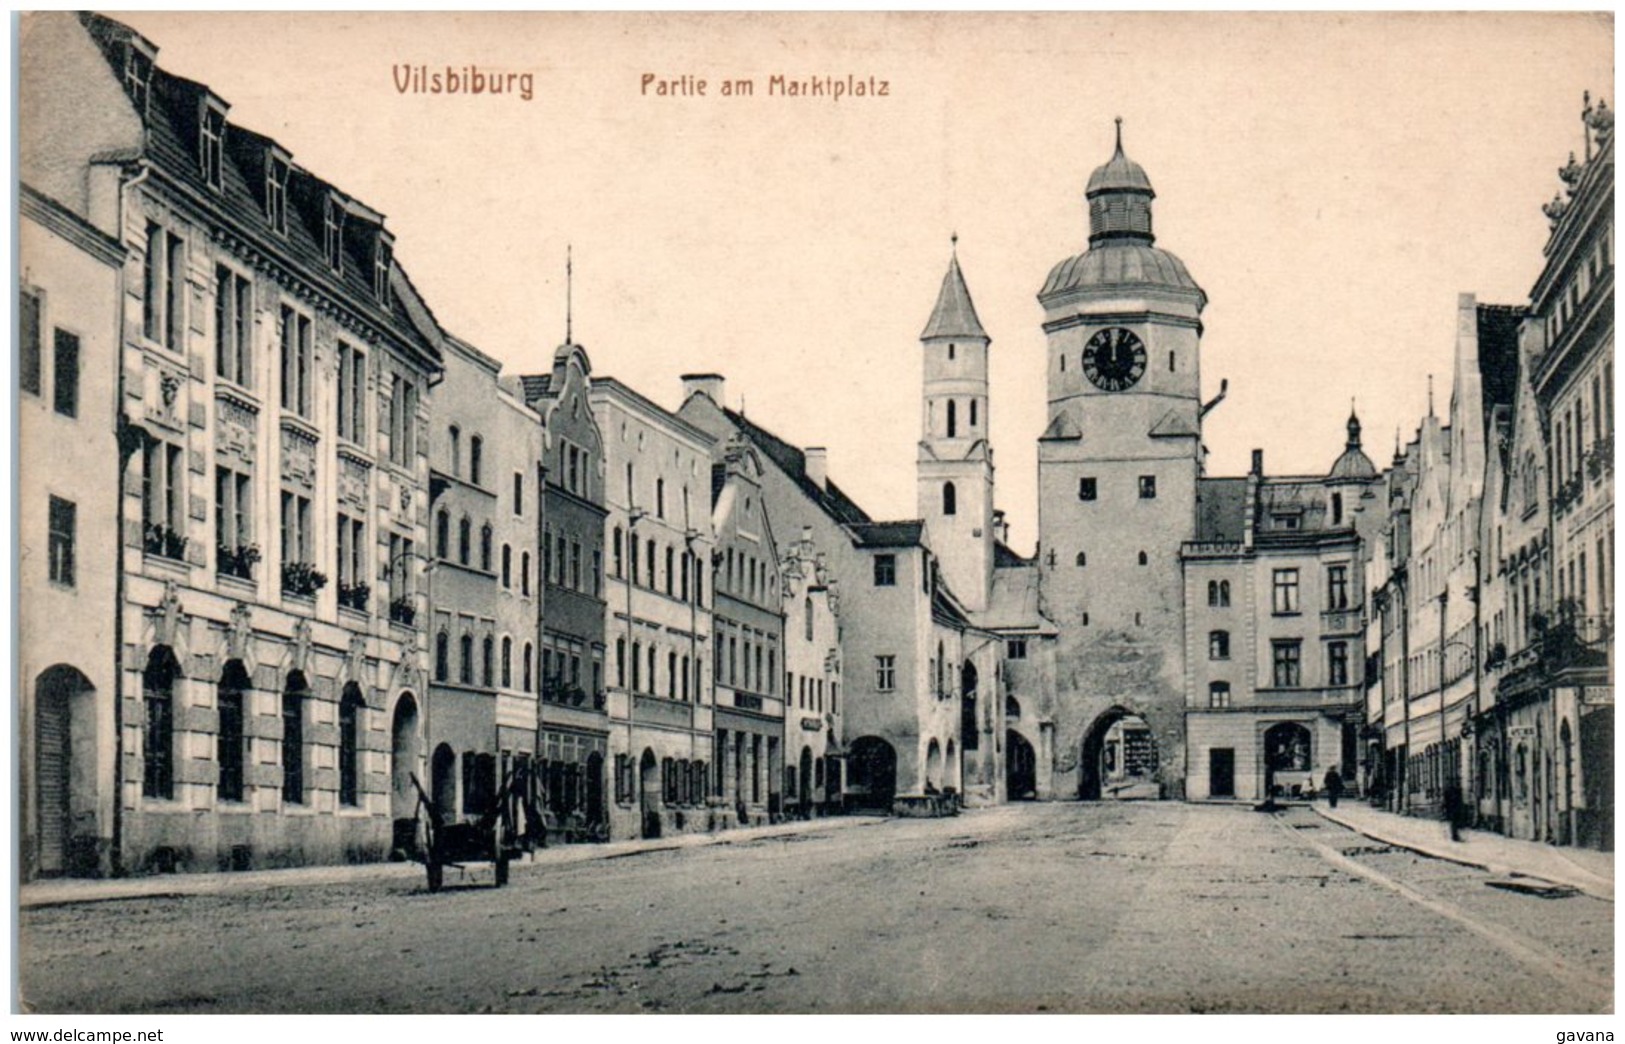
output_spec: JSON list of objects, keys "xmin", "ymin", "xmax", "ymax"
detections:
[{"xmin": 112, "ymin": 12, "xmax": 1613, "ymax": 555}]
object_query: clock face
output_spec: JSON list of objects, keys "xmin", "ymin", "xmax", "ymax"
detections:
[{"xmin": 1082, "ymin": 328, "xmax": 1147, "ymax": 392}]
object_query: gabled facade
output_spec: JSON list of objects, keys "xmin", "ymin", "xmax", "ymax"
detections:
[{"xmin": 780, "ymin": 525, "xmax": 845, "ymax": 816}]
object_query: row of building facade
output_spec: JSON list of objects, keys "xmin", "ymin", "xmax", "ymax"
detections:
[{"xmin": 19, "ymin": 13, "xmax": 1611, "ymax": 880}]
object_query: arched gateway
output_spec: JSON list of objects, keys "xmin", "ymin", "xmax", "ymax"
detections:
[{"xmin": 1079, "ymin": 707, "xmax": 1160, "ymax": 800}]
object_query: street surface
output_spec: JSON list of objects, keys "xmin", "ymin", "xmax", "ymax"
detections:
[{"xmin": 18, "ymin": 802, "xmax": 1613, "ymax": 1014}]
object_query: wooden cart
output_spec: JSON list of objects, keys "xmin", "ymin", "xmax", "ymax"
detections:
[{"xmin": 409, "ymin": 771, "xmax": 525, "ymax": 892}]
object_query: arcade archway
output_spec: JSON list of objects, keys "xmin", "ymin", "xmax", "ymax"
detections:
[
  {"xmin": 847, "ymin": 736, "xmax": 896, "ymax": 812},
  {"xmin": 1007, "ymin": 729, "xmax": 1037, "ymax": 800}
]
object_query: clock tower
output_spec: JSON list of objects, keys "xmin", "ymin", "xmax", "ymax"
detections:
[{"xmin": 1035, "ymin": 122, "xmax": 1206, "ymax": 799}]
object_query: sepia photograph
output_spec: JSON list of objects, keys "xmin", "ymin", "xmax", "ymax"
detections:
[{"xmin": 12, "ymin": 9, "xmax": 1615, "ymax": 1019}]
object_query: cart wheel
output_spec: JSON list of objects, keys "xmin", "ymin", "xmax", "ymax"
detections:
[{"xmin": 426, "ymin": 856, "xmax": 444, "ymax": 892}]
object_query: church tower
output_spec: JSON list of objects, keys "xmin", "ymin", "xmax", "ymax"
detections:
[
  {"xmin": 1035, "ymin": 122, "xmax": 1207, "ymax": 798},
  {"xmin": 918, "ymin": 238, "xmax": 994, "ymax": 613}
]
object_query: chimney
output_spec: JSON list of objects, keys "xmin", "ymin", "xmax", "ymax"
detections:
[
  {"xmin": 681, "ymin": 373, "xmax": 725, "ymax": 405},
  {"xmin": 1250, "ymin": 449, "xmax": 1264, "ymax": 477},
  {"xmin": 805, "ymin": 447, "xmax": 829, "ymax": 490},
  {"xmin": 993, "ymin": 509, "xmax": 1009, "ymax": 544}
]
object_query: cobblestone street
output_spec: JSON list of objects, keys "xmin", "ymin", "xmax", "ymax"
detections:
[{"xmin": 18, "ymin": 803, "xmax": 1613, "ymax": 1014}]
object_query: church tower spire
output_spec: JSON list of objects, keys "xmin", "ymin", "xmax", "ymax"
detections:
[{"xmin": 918, "ymin": 236, "xmax": 994, "ymax": 612}]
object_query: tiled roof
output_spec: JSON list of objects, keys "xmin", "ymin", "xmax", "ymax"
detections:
[
  {"xmin": 721, "ymin": 407, "xmax": 872, "ymax": 526},
  {"xmin": 79, "ymin": 14, "xmax": 441, "ymax": 371},
  {"xmin": 850, "ymin": 521, "xmax": 925, "ymax": 548},
  {"xmin": 519, "ymin": 373, "xmax": 553, "ymax": 403},
  {"xmin": 921, "ymin": 254, "xmax": 987, "ymax": 340},
  {"xmin": 993, "ymin": 540, "xmax": 1029, "ymax": 568},
  {"xmin": 1195, "ymin": 477, "xmax": 1247, "ymax": 543}
]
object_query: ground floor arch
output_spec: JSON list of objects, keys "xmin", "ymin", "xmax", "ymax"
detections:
[
  {"xmin": 847, "ymin": 736, "xmax": 897, "ymax": 812},
  {"xmin": 33, "ymin": 664, "xmax": 97, "ymax": 877},
  {"xmin": 1264, "ymin": 721, "xmax": 1313, "ymax": 799},
  {"xmin": 1079, "ymin": 708, "xmax": 1160, "ymax": 800},
  {"xmin": 390, "ymin": 693, "xmax": 421, "ymax": 823},
  {"xmin": 925, "ymin": 739, "xmax": 943, "ymax": 792},
  {"xmin": 639, "ymin": 748, "xmax": 662, "ymax": 838},
  {"xmin": 431, "ymin": 743, "xmax": 457, "ymax": 819},
  {"xmin": 1007, "ymin": 729, "xmax": 1037, "ymax": 800}
]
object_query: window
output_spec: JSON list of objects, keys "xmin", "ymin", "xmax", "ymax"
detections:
[
  {"xmin": 142, "ymin": 650, "xmax": 177, "ymax": 799},
  {"xmin": 48, "ymin": 496, "xmax": 75, "ymax": 587},
  {"xmin": 521, "ymin": 552, "xmax": 531, "ymax": 596},
  {"xmin": 143, "ymin": 222, "xmax": 186, "ymax": 351},
  {"xmin": 458, "ymin": 516, "xmax": 472, "ymax": 566},
  {"xmin": 338, "ymin": 686, "xmax": 363, "ymax": 806},
  {"xmin": 1326, "ymin": 565, "xmax": 1350, "ymax": 610},
  {"xmin": 337, "ymin": 343, "xmax": 366, "ymax": 443},
  {"xmin": 1208, "ymin": 630, "xmax": 1229, "ymax": 660},
  {"xmin": 1272, "ymin": 569, "xmax": 1300, "ymax": 614},
  {"xmin": 282, "ymin": 684, "xmax": 305, "ymax": 804},
  {"xmin": 1330, "ymin": 492, "xmax": 1343, "ymax": 526},
  {"xmin": 124, "ymin": 44, "xmax": 153, "ymax": 114},
  {"xmin": 1076, "ymin": 552, "xmax": 1087, "ymax": 567},
  {"xmin": 217, "ymin": 667, "xmax": 246, "ymax": 802},
  {"xmin": 1007, "ymin": 638, "xmax": 1028, "ymax": 660},
  {"xmin": 874, "ymin": 554, "xmax": 897, "ymax": 587},
  {"xmin": 513, "ymin": 473, "xmax": 524, "ymax": 515},
  {"xmin": 1273, "ymin": 514, "xmax": 1301, "ymax": 531},
  {"xmin": 1138, "ymin": 550, "xmax": 1148, "ymax": 566},
  {"xmin": 435, "ymin": 632, "xmax": 450, "ymax": 682},
  {"xmin": 1208, "ymin": 682, "xmax": 1231, "ymax": 708},
  {"xmin": 876, "ymin": 655, "xmax": 896, "ymax": 692},
  {"xmin": 1328, "ymin": 641, "xmax": 1350, "ymax": 686},
  {"xmin": 1078, "ymin": 477, "xmax": 1097, "ymax": 501},
  {"xmin": 279, "ymin": 306, "xmax": 313, "ymax": 418},
  {"xmin": 41, "ymin": 326, "xmax": 77, "ymax": 418},
  {"xmin": 20, "ymin": 287, "xmax": 41, "ymax": 396},
  {"xmin": 482, "ymin": 635, "xmax": 495, "ymax": 687},
  {"xmin": 214, "ymin": 267, "xmax": 253, "ymax": 388},
  {"xmin": 280, "ymin": 491, "xmax": 312, "ymax": 569},
  {"xmin": 470, "ymin": 436, "xmax": 483, "ymax": 486},
  {"xmin": 567, "ymin": 445, "xmax": 581, "ymax": 494},
  {"xmin": 1139, "ymin": 475, "xmax": 1156, "ymax": 499},
  {"xmin": 656, "ymin": 478, "xmax": 666, "ymax": 519},
  {"xmin": 1272, "ymin": 641, "xmax": 1302, "ymax": 688},
  {"xmin": 947, "ymin": 399, "xmax": 957, "ymax": 437},
  {"xmin": 612, "ymin": 528, "xmax": 624, "ymax": 577},
  {"xmin": 388, "ymin": 375, "xmax": 418, "ymax": 465},
  {"xmin": 200, "ymin": 104, "xmax": 225, "ymax": 189},
  {"xmin": 501, "ymin": 637, "xmax": 513, "ymax": 688},
  {"xmin": 480, "ymin": 523, "xmax": 493, "ymax": 572},
  {"xmin": 373, "ymin": 237, "xmax": 392, "ymax": 303},
  {"xmin": 460, "ymin": 633, "xmax": 475, "ymax": 685},
  {"xmin": 448, "ymin": 426, "xmax": 461, "ymax": 477},
  {"xmin": 266, "ymin": 153, "xmax": 289, "ymax": 233},
  {"xmin": 336, "ymin": 512, "xmax": 366, "ymax": 608},
  {"xmin": 323, "ymin": 196, "xmax": 345, "ymax": 273},
  {"xmin": 943, "ymin": 482, "xmax": 957, "ymax": 516},
  {"xmin": 200, "ymin": 476, "xmax": 248, "ymax": 601},
  {"xmin": 646, "ymin": 540, "xmax": 656, "ymax": 589},
  {"xmin": 970, "ymin": 399, "xmax": 978, "ymax": 428},
  {"xmin": 523, "ymin": 642, "xmax": 534, "ymax": 691},
  {"xmin": 501, "ymin": 545, "xmax": 512, "ymax": 588},
  {"xmin": 142, "ymin": 439, "xmax": 185, "ymax": 558},
  {"xmin": 663, "ymin": 545, "xmax": 673, "ymax": 596},
  {"xmin": 435, "ymin": 510, "xmax": 450, "ymax": 560}
]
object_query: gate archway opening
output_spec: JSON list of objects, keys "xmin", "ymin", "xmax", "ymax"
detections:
[
  {"xmin": 1007, "ymin": 729, "xmax": 1037, "ymax": 800},
  {"xmin": 847, "ymin": 736, "xmax": 896, "ymax": 812},
  {"xmin": 34, "ymin": 665, "xmax": 96, "ymax": 877},
  {"xmin": 1079, "ymin": 708, "xmax": 1159, "ymax": 800},
  {"xmin": 1264, "ymin": 721, "xmax": 1313, "ymax": 799},
  {"xmin": 390, "ymin": 693, "xmax": 421, "ymax": 822}
]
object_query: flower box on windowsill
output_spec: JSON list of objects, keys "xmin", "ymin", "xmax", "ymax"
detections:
[
  {"xmin": 388, "ymin": 596, "xmax": 417, "ymax": 627},
  {"xmin": 337, "ymin": 582, "xmax": 370, "ymax": 613},
  {"xmin": 143, "ymin": 524, "xmax": 189, "ymax": 563},
  {"xmin": 217, "ymin": 543, "xmax": 261, "ymax": 582},
  {"xmin": 281, "ymin": 561, "xmax": 328, "ymax": 598}
]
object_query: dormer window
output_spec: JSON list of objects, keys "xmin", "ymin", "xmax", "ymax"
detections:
[
  {"xmin": 373, "ymin": 237, "xmax": 392, "ymax": 304},
  {"xmin": 200, "ymin": 103, "xmax": 226, "ymax": 190},
  {"xmin": 124, "ymin": 45, "xmax": 153, "ymax": 115},
  {"xmin": 265, "ymin": 154, "xmax": 289, "ymax": 234},
  {"xmin": 323, "ymin": 196, "xmax": 345, "ymax": 274}
]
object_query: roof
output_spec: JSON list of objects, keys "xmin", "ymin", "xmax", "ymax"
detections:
[
  {"xmin": 1477, "ymin": 303, "xmax": 1524, "ymax": 419},
  {"xmin": 1041, "ymin": 242, "xmax": 1203, "ymax": 301},
  {"xmin": 1086, "ymin": 137, "xmax": 1154, "ymax": 197},
  {"xmin": 978, "ymin": 561, "xmax": 1056, "ymax": 634},
  {"xmin": 77, "ymin": 14, "xmax": 441, "ymax": 372},
  {"xmin": 993, "ymin": 541, "xmax": 1030, "ymax": 568},
  {"xmin": 519, "ymin": 373, "xmax": 553, "ymax": 402},
  {"xmin": 850, "ymin": 521, "xmax": 925, "ymax": 549},
  {"xmin": 722, "ymin": 407, "xmax": 873, "ymax": 526},
  {"xmin": 921, "ymin": 253, "xmax": 987, "ymax": 341},
  {"xmin": 1195, "ymin": 477, "xmax": 1247, "ymax": 542}
]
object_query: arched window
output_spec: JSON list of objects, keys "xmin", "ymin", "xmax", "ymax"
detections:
[
  {"xmin": 943, "ymin": 481, "xmax": 957, "ymax": 516},
  {"xmin": 521, "ymin": 552, "xmax": 531, "ymax": 596},
  {"xmin": 646, "ymin": 540, "xmax": 656, "ymax": 589},
  {"xmin": 501, "ymin": 544, "xmax": 512, "ymax": 587},
  {"xmin": 631, "ymin": 642, "xmax": 642, "ymax": 691},
  {"xmin": 435, "ymin": 631, "xmax": 449, "ymax": 681},
  {"xmin": 647, "ymin": 644, "xmax": 657, "ymax": 695},
  {"xmin": 469, "ymin": 435, "xmax": 483, "ymax": 485},
  {"xmin": 339, "ymin": 683, "xmax": 364, "ymax": 806},
  {"xmin": 522, "ymin": 642, "xmax": 534, "ymax": 692},
  {"xmin": 668, "ymin": 651, "xmax": 678, "ymax": 699},
  {"xmin": 682, "ymin": 655, "xmax": 691, "ymax": 700},
  {"xmin": 282, "ymin": 672, "xmax": 307, "ymax": 804},
  {"xmin": 482, "ymin": 634, "xmax": 495, "ymax": 687},
  {"xmin": 217, "ymin": 660, "xmax": 248, "ymax": 802},
  {"xmin": 448, "ymin": 425, "xmax": 461, "ymax": 476},
  {"xmin": 459, "ymin": 633, "xmax": 475, "ymax": 685},
  {"xmin": 479, "ymin": 523, "xmax": 493, "ymax": 572},
  {"xmin": 435, "ymin": 510, "xmax": 450, "ymax": 559},
  {"xmin": 665, "ymin": 546, "xmax": 675, "ymax": 596},
  {"xmin": 946, "ymin": 399, "xmax": 957, "ymax": 438},
  {"xmin": 1208, "ymin": 630, "xmax": 1230, "ymax": 660},
  {"xmin": 681, "ymin": 554, "xmax": 690, "ymax": 601},
  {"xmin": 458, "ymin": 516, "xmax": 472, "ymax": 565},
  {"xmin": 616, "ymin": 639, "xmax": 627, "ymax": 687},
  {"xmin": 142, "ymin": 647, "xmax": 179, "ymax": 800},
  {"xmin": 1207, "ymin": 580, "xmax": 1219, "ymax": 606},
  {"xmin": 1076, "ymin": 551, "xmax": 1087, "ymax": 567},
  {"xmin": 1138, "ymin": 550, "xmax": 1148, "ymax": 566},
  {"xmin": 1208, "ymin": 682, "xmax": 1231, "ymax": 708},
  {"xmin": 970, "ymin": 400, "xmax": 978, "ymax": 428},
  {"xmin": 501, "ymin": 636, "xmax": 513, "ymax": 688},
  {"xmin": 612, "ymin": 527, "xmax": 624, "ymax": 577},
  {"xmin": 656, "ymin": 477, "xmax": 666, "ymax": 519},
  {"xmin": 1219, "ymin": 580, "xmax": 1231, "ymax": 606},
  {"xmin": 805, "ymin": 599, "xmax": 814, "ymax": 642}
]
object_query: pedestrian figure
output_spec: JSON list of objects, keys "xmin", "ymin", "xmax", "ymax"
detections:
[
  {"xmin": 1322, "ymin": 767, "xmax": 1344, "ymax": 809},
  {"xmin": 1443, "ymin": 780, "xmax": 1465, "ymax": 841}
]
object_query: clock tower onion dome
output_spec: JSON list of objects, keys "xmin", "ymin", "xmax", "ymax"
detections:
[{"xmin": 1040, "ymin": 119, "xmax": 1206, "ymax": 308}]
